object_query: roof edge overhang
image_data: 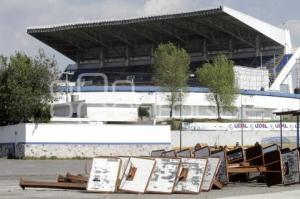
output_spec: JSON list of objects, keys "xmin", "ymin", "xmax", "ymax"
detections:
[
  {"xmin": 27, "ymin": 6, "xmax": 292, "ymax": 54},
  {"xmin": 27, "ymin": 7, "xmax": 223, "ymax": 33},
  {"xmin": 222, "ymin": 6, "xmax": 292, "ymax": 54}
]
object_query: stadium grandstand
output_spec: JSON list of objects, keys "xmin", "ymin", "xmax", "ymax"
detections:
[{"xmin": 27, "ymin": 6, "xmax": 300, "ymax": 122}]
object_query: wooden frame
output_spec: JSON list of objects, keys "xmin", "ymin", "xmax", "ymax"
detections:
[
  {"xmin": 146, "ymin": 157, "xmax": 181, "ymax": 194},
  {"xmin": 87, "ymin": 157, "xmax": 121, "ymax": 193},
  {"xmin": 176, "ymin": 149, "xmax": 192, "ymax": 158},
  {"xmin": 211, "ymin": 150, "xmax": 229, "ymax": 185},
  {"xmin": 201, "ymin": 157, "xmax": 221, "ymax": 192},
  {"xmin": 174, "ymin": 158, "xmax": 207, "ymax": 194},
  {"xmin": 264, "ymin": 149, "xmax": 284, "ymax": 186},
  {"xmin": 118, "ymin": 157, "xmax": 156, "ymax": 194},
  {"xmin": 151, "ymin": 149, "xmax": 165, "ymax": 157},
  {"xmin": 226, "ymin": 147, "xmax": 244, "ymax": 164},
  {"xmin": 281, "ymin": 150, "xmax": 300, "ymax": 185},
  {"xmin": 194, "ymin": 146, "xmax": 210, "ymax": 158},
  {"xmin": 162, "ymin": 150, "xmax": 176, "ymax": 157}
]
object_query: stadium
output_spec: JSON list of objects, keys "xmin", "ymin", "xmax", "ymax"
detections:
[{"xmin": 27, "ymin": 6, "xmax": 300, "ymax": 123}]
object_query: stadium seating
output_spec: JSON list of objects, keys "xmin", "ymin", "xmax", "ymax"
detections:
[{"xmin": 61, "ymin": 54, "xmax": 292, "ymax": 87}]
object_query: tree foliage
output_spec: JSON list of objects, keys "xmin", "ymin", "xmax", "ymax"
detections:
[
  {"xmin": 153, "ymin": 43, "xmax": 190, "ymax": 117},
  {"xmin": 196, "ymin": 55, "xmax": 237, "ymax": 120},
  {"xmin": 0, "ymin": 50, "xmax": 58, "ymax": 126}
]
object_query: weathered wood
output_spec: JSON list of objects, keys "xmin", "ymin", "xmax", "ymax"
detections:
[
  {"xmin": 211, "ymin": 150, "xmax": 228, "ymax": 185},
  {"xmin": 212, "ymin": 178, "xmax": 223, "ymax": 189},
  {"xmin": 146, "ymin": 158, "xmax": 180, "ymax": 194},
  {"xmin": 194, "ymin": 146, "xmax": 210, "ymax": 158},
  {"xmin": 176, "ymin": 149, "xmax": 192, "ymax": 158},
  {"xmin": 227, "ymin": 148, "xmax": 244, "ymax": 164},
  {"xmin": 264, "ymin": 149, "xmax": 283, "ymax": 186},
  {"xmin": 228, "ymin": 166, "xmax": 267, "ymax": 173},
  {"xmin": 151, "ymin": 149, "xmax": 165, "ymax": 157},
  {"xmin": 20, "ymin": 178, "xmax": 86, "ymax": 190},
  {"xmin": 57, "ymin": 173, "xmax": 88, "ymax": 183},
  {"xmin": 162, "ymin": 150, "xmax": 176, "ymax": 158}
]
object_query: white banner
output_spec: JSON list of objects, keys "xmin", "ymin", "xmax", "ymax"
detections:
[{"xmin": 182, "ymin": 122, "xmax": 298, "ymax": 131}]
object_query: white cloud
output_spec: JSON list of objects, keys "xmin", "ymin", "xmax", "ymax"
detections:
[{"xmin": 139, "ymin": 0, "xmax": 218, "ymax": 16}]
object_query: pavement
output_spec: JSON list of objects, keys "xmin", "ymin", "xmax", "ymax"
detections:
[{"xmin": 1, "ymin": 159, "xmax": 300, "ymax": 199}]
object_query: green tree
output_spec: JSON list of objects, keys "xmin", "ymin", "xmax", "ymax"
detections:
[
  {"xmin": 0, "ymin": 50, "xmax": 58, "ymax": 126},
  {"xmin": 153, "ymin": 43, "xmax": 190, "ymax": 118},
  {"xmin": 196, "ymin": 55, "xmax": 237, "ymax": 120}
]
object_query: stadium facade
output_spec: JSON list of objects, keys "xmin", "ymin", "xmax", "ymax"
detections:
[{"xmin": 27, "ymin": 6, "xmax": 300, "ymax": 122}]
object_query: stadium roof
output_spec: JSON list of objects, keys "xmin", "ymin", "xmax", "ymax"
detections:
[{"xmin": 27, "ymin": 6, "xmax": 292, "ymax": 62}]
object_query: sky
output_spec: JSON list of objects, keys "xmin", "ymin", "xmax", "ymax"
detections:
[{"xmin": 0, "ymin": 0, "xmax": 300, "ymax": 71}]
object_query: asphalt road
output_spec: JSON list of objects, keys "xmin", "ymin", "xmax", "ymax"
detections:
[{"xmin": 1, "ymin": 159, "xmax": 300, "ymax": 199}]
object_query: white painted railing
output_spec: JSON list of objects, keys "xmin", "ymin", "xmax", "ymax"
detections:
[{"xmin": 271, "ymin": 47, "xmax": 300, "ymax": 91}]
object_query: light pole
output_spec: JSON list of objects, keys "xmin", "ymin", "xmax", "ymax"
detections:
[
  {"xmin": 240, "ymin": 94, "xmax": 244, "ymax": 146},
  {"xmin": 260, "ymin": 49, "xmax": 264, "ymax": 91},
  {"xmin": 179, "ymin": 88, "xmax": 183, "ymax": 151},
  {"xmin": 62, "ymin": 72, "xmax": 74, "ymax": 102},
  {"xmin": 296, "ymin": 58, "xmax": 300, "ymax": 94}
]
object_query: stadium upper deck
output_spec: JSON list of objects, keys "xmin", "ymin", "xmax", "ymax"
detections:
[{"xmin": 27, "ymin": 6, "xmax": 296, "ymax": 89}]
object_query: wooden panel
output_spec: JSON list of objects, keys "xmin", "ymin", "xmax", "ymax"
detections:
[
  {"xmin": 245, "ymin": 145, "xmax": 264, "ymax": 180},
  {"xmin": 174, "ymin": 158, "xmax": 207, "ymax": 194},
  {"xmin": 201, "ymin": 158, "xmax": 220, "ymax": 192},
  {"xmin": 176, "ymin": 149, "xmax": 192, "ymax": 158},
  {"xmin": 118, "ymin": 156, "xmax": 130, "ymax": 181},
  {"xmin": 194, "ymin": 147, "xmax": 210, "ymax": 158},
  {"xmin": 20, "ymin": 178, "xmax": 86, "ymax": 190},
  {"xmin": 282, "ymin": 150, "xmax": 300, "ymax": 185},
  {"xmin": 211, "ymin": 150, "xmax": 228, "ymax": 184},
  {"xmin": 264, "ymin": 150, "xmax": 283, "ymax": 186},
  {"xmin": 151, "ymin": 150, "xmax": 165, "ymax": 157},
  {"xmin": 227, "ymin": 148, "xmax": 244, "ymax": 164},
  {"xmin": 245, "ymin": 145, "xmax": 263, "ymax": 166},
  {"xmin": 263, "ymin": 144, "xmax": 280, "ymax": 154},
  {"xmin": 162, "ymin": 150, "xmax": 176, "ymax": 157},
  {"xmin": 87, "ymin": 157, "xmax": 121, "ymax": 193},
  {"xmin": 119, "ymin": 157, "xmax": 155, "ymax": 193},
  {"xmin": 146, "ymin": 158, "xmax": 180, "ymax": 193}
]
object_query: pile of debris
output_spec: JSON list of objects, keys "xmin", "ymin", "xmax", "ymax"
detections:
[{"xmin": 19, "ymin": 143, "xmax": 300, "ymax": 194}]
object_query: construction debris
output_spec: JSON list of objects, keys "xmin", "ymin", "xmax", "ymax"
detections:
[
  {"xmin": 19, "ymin": 143, "xmax": 300, "ymax": 194},
  {"xmin": 20, "ymin": 178, "xmax": 86, "ymax": 190}
]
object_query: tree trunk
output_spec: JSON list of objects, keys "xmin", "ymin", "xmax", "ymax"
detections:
[
  {"xmin": 216, "ymin": 102, "xmax": 221, "ymax": 121},
  {"xmin": 170, "ymin": 106, "xmax": 173, "ymax": 118},
  {"xmin": 215, "ymin": 95, "xmax": 221, "ymax": 121}
]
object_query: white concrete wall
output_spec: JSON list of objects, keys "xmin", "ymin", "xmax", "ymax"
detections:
[
  {"xmin": 172, "ymin": 130, "xmax": 298, "ymax": 148},
  {"xmin": 0, "ymin": 123, "xmax": 170, "ymax": 144},
  {"xmin": 0, "ymin": 123, "xmax": 171, "ymax": 157},
  {"xmin": 24, "ymin": 123, "xmax": 170, "ymax": 144}
]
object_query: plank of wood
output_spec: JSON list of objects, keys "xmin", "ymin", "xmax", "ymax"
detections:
[
  {"xmin": 57, "ymin": 173, "xmax": 88, "ymax": 183},
  {"xmin": 228, "ymin": 166, "xmax": 267, "ymax": 173},
  {"xmin": 20, "ymin": 178, "xmax": 86, "ymax": 190},
  {"xmin": 212, "ymin": 178, "xmax": 223, "ymax": 189}
]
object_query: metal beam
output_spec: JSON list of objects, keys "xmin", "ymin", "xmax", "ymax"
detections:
[
  {"xmin": 126, "ymin": 25, "xmax": 159, "ymax": 45},
  {"xmin": 79, "ymin": 30, "xmax": 110, "ymax": 49},
  {"xmin": 103, "ymin": 29, "xmax": 133, "ymax": 47},
  {"xmin": 201, "ymin": 18, "xmax": 256, "ymax": 48},
  {"xmin": 151, "ymin": 23, "xmax": 185, "ymax": 43},
  {"xmin": 55, "ymin": 33, "xmax": 84, "ymax": 50},
  {"xmin": 167, "ymin": 20, "xmax": 218, "ymax": 45}
]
